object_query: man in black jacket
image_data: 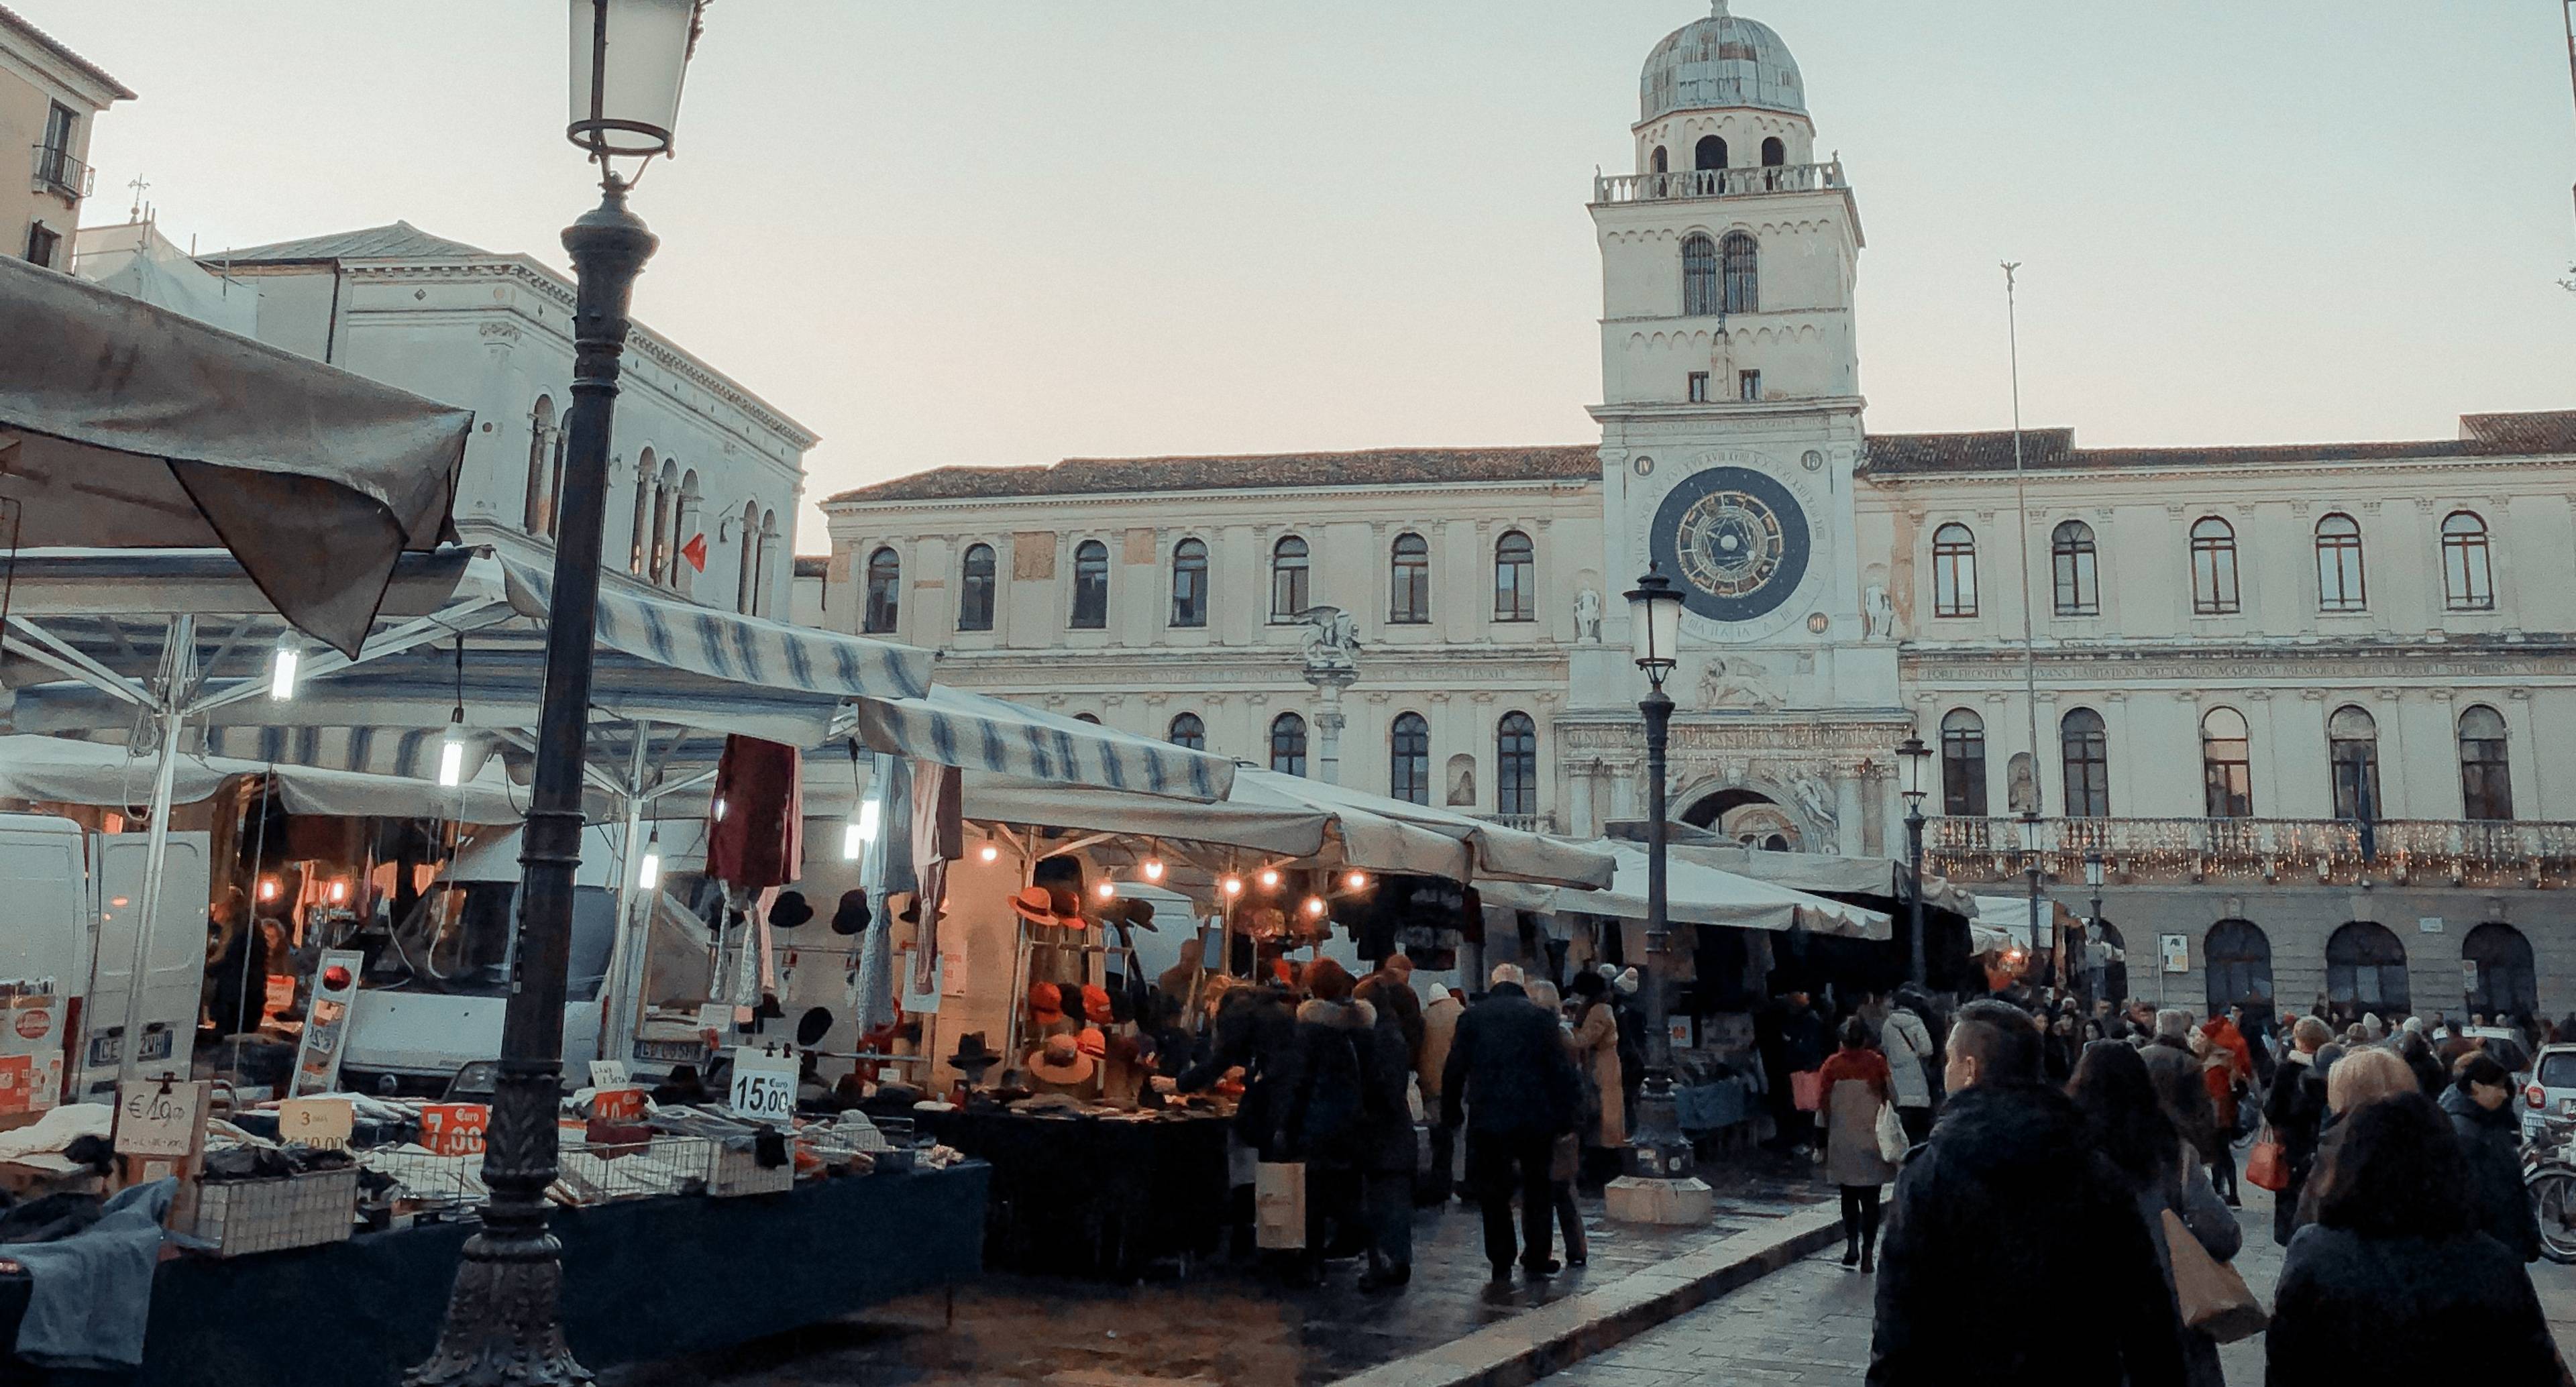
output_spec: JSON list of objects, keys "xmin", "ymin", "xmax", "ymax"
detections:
[
  {"xmin": 2262, "ymin": 1015, "xmax": 2332, "ymax": 1247},
  {"xmin": 1869, "ymin": 1000, "xmax": 2184, "ymax": 1387},
  {"xmin": 1442, "ymin": 967, "xmax": 1582, "ymax": 1281}
]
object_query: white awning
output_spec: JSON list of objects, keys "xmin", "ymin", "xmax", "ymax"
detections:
[
  {"xmin": 0, "ymin": 734, "xmax": 532, "ymax": 824},
  {"xmin": 1484, "ymin": 840, "xmax": 1890, "ymax": 939}
]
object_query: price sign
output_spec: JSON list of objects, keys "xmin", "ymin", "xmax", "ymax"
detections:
[
  {"xmin": 419, "ymin": 1102, "xmax": 490, "ymax": 1157},
  {"xmin": 586, "ymin": 1060, "xmax": 631, "ymax": 1090},
  {"xmin": 278, "ymin": 1096, "xmax": 355, "ymax": 1149},
  {"xmin": 113, "ymin": 1078, "xmax": 207, "ymax": 1158},
  {"xmin": 727, "ymin": 1048, "xmax": 798, "ymax": 1124},
  {"xmin": 592, "ymin": 1086, "xmax": 647, "ymax": 1122}
]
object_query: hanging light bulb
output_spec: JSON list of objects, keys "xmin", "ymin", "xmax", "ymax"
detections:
[
  {"xmin": 1257, "ymin": 867, "xmax": 1279, "ymax": 890},
  {"xmin": 1095, "ymin": 880, "xmax": 1118, "ymax": 901},
  {"xmin": 978, "ymin": 840, "xmax": 1001, "ymax": 864},
  {"xmin": 1344, "ymin": 870, "xmax": 1368, "ymax": 891},
  {"xmin": 327, "ymin": 881, "xmax": 347, "ymax": 905},
  {"xmin": 437, "ymin": 711, "xmax": 468, "ymax": 788},
  {"xmin": 257, "ymin": 877, "xmax": 278, "ymax": 902},
  {"xmin": 1220, "ymin": 875, "xmax": 1243, "ymax": 897},
  {"xmin": 638, "ymin": 834, "xmax": 662, "ymax": 891},
  {"xmin": 1142, "ymin": 858, "xmax": 1165, "ymax": 883},
  {"xmin": 1302, "ymin": 896, "xmax": 1327, "ymax": 918},
  {"xmin": 268, "ymin": 633, "xmax": 300, "ymax": 701}
]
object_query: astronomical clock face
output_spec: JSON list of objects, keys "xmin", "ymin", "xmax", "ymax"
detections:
[{"xmin": 1648, "ymin": 465, "xmax": 1810, "ymax": 624}]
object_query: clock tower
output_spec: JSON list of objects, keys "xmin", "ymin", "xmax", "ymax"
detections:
[{"xmin": 1568, "ymin": 2, "xmax": 1903, "ymax": 851}]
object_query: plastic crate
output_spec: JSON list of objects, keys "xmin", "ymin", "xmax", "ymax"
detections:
[
  {"xmin": 188, "ymin": 1167, "xmax": 360, "ymax": 1258},
  {"xmin": 704, "ymin": 1141, "xmax": 793, "ymax": 1198}
]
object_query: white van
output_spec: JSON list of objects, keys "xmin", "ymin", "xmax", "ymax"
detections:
[{"xmin": 0, "ymin": 812, "xmax": 209, "ymax": 1104}]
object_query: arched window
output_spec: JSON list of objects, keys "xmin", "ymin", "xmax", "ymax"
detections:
[
  {"xmin": 2204, "ymin": 920, "xmax": 2274, "ymax": 1016},
  {"xmin": 2325, "ymin": 921, "xmax": 2410, "ymax": 1016},
  {"xmin": 1070, "ymin": 539, "xmax": 1110, "ymax": 629},
  {"xmin": 1271, "ymin": 535, "xmax": 1309, "ymax": 620},
  {"xmin": 673, "ymin": 470, "xmax": 702, "ymax": 598},
  {"xmin": 862, "ymin": 547, "xmax": 900, "ymax": 634},
  {"xmin": 1168, "ymin": 712, "xmax": 1205, "ymax": 751},
  {"xmin": 1931, "ymin": 523, "xmax": 1978, "ymax": 618},
  {"xmin": 734, "ymin": 500, "xmax": 761, "ymax": 613},
  {"xmin": 647, "ymin": 460, "xmax": 678, "ymax": 584},
  {"xmin": 1720, "ymin": 231, "xmax": 1758, "ymax": 314},
  {"xmin": 1939, "ymin": 708, "xmax": 1988, "ymax": 816},
  {"xmin": 1390, "ymin": 712, "xmax": 1431, "ymax": 805},
  {"xmin": 1650, "ymin": 146, "xmax": 1668, "ymax": 174},
  {"xmin": 2189, "ymin": 517, "xmax": 2239, "ymax": 615},
  {"xmin": 1497, "ymin": 712, "xmax": 1538, "ymax": 819},
  {"xmin": 957, "ymin": 543, "xmax": 997, "ymax": 632},
  {"xmin": 1073, "ymin": 712, "xmax": 1102, "ymax": 725},
  {"xmin": 2201, "ymin": 707, "xmax": 2252, "ymax": 818},
  {"xmin": 1270, "ymin": 712, "xmax": 1308, "ymax": 777},
  {"xmin": 627, "ymin": 445, "xmax": 654, "ymax": 575},
  {"xmin": 752, "ymin": 510, "xmax": 777, "ymax": 617},
  {"xmin": 1389, "ymin": 533, "xmax": 1430, "ymax": 624},
  {"xmin": 2315, "ymin": 513, "xmax": 2366, "ymax": 612},
  {"xmin": 1694, "ymin": 134, "xmax": 1727, "ymax": 170},
  {"xmin": 2459, "ymin": 704, "xmax": 2514, "ymax": 821},
  {"xmin": 1760, "ymin": 136, "xmax": 1785, "ymax": 166},
  {"xmin": 2464, "ymin": 922, "xmax": 2537, "ymax": 1018},
  {"xmin": 2059, "ymin": 707, "xmax": 2109, "ymax": 817},
  {"xmin": 1169, "ymin": 538, "xmax": 1208, "ymax": 628},
  {"xmin": 1680, "ymin": 233, "xmax": 1719, "ymax": 317},
  {"xmin": 1493, "ymin": 531, "xmax": 1535, "ymax": 622},
  {"xmin": 2441, "ymin": 511, "xmax": 2494, "ymax": 611},
  {"xmin": 523, "ymin": 396, "xmax": 556, "ymax": 535},
  {"xmin": 2327, "ymin": 704, "xmax": 2379, "ymax": 822},
  {"xmin": 2050, "ymin": 520, "xmax": 2098, "ymax": 616}
]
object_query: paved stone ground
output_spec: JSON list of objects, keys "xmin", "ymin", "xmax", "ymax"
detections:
[
  {"xmin": 600, "ymin": 1152, "xmax": 1830, "ymax": 1387},
  {"xmin": 1539, "ymin": 1179, "xmax": 2576, "ymax": 1386}
]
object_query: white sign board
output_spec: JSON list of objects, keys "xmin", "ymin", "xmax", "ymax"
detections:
[
  {"xmin": 587, "ymin": 1060, "xmax": 633, "ymax": 1090},
  {"xmin": 278, "ymin": 1096, "xmax": 355, "ymax": 1149},
  {"xmin": 727, "ymin": 1048, "xmax": 798, "ymax": 1125},
  {"xmin": 2160, "ymin": 934, "xmax": 2190, "ymax": 975},
  {"xmin": 113, "ymin": 1078, "xmax": 207, "ymax": 1158},
  {"xmin": 2418, "ymin": 916, "xmax": 2445, "ymax": 934}
]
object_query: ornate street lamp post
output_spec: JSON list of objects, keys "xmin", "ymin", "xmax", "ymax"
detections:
[
  {"xmin": 410, "ymin": 5, "xmax": 702, "ymax": 1382},
  {"xmin": 2017, "ymin": 808, "xmax": 2045, "ymax": 972},
  {"xmin": 1605, "ymin": 567, "xmax": 1709, "ymax": 1223},
  {"xmin": 2082, "ymin": 846, "xmax": 2105, "ymax": 1007},
  {"xmin": 1894, "ymin": 734, "xmax": 1932, "ymax": 986}
]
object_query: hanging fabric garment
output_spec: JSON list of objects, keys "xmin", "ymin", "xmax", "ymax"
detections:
[
  {"xmin": 909, "ymin": 763, "xmax": 961, "ymax": 995},
  {"xmin": 706, "ymin": 735, "xmax": 802, "ymax": 888},
  {"xmin": 851, "ymin": 757, "xmax": 910, "ymax": 1032}
]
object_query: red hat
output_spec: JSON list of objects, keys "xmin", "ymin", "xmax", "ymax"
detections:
[
  {"xmin": 1027, "ymin": 981, "xmax": 1065, "ymax": 1025},
  {"xmin": 1076, "ymin": 1026, "xmax": 1106, "ymax": 1059},
  {"xmin": 1082, "ymin": 984, "xmax": 1114, "ymax": 1025},
  {"xmin": 1046, "ymin": 885, "xmax": 1086, "ymax": 927}
]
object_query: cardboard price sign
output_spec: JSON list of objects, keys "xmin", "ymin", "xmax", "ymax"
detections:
[
  {"xmin": 727, "ymin": 1049, "xmax": 798, "ymax": 1124},
  {"xmin": 114, "ymin": 1078, "xmax": 207, "ymax": 1158},
  {"xmin": 278, "ymin": 1096, "xmax": 355, "ymax": 1149},
  {"xmin": 592, "ymin": 1087, "xmax": 647, "ymax": 1122},
  {"xmin": 419, "ymin": 1103, "xmax": 490, "ymax": 1157}
]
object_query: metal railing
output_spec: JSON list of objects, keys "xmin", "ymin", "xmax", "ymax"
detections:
[
  {"xmin": 1593, "ymin": 160, "xmax": 1845, "ymax": 205},
  {"xmin": 1923, "ymin": 815, "xmax": 2576, "ymax": 886},
  {"xmin": 30, "ymin": 144, "xmax": 89, "ymax": 200},
  {"xmin": 1483, "ymin": 812, "xmax": 1555, "ymax": 834}
]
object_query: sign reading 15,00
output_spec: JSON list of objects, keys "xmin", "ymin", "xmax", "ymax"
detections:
[{"xmin": 727, "ymin": 1049, "xmax": 798, "ymax": 1124}]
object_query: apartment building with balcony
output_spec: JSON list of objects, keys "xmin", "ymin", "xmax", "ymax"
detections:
[{"xmin": 1, "ymin": 3, "xmax": 129, "ymax": 270}]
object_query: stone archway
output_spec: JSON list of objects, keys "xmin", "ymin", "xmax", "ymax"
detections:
[{"xmin": 1680, "ymin": 787, "xmax": 1803, "ymax": 852}]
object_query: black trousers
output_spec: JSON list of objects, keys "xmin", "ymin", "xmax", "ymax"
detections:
[
  {"xmin": 1839, "ymin": 1184, "xmax": 1882, "ymax": 1254},
  {"xmin": 1897, "ymin": 1105, "xmax": 1933, "ymax": 1145},
  {"xmin": 1466, "ymin": 1130, "xmax": 1556, "ymax": 1272},
  {"xmin": 1420, "ymin": 1121, "xmax": 1457, "ymax": 1203}
]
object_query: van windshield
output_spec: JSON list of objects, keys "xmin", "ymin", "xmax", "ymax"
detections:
[{"xmin": 361, "ymin": 882, "xmax": 618, "ymax": 1001}]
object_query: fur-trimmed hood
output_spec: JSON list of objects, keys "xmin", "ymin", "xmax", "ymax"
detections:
[{"xmin": 1296, "ymin": 997, "xmax": 1376, "ymax": 1030}]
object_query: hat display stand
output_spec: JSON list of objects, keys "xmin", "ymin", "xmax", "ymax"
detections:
[{"xmin": 991, "ymin": 829, "xmax": 1148, "ymax": 1079}]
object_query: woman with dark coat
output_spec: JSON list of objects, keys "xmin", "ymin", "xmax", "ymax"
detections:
[
  {"xmin": 1278, "ymin": 960, "xmax": 1412, "ymax": 1290},
  {"xmin": 2267, "ymin": 1092, "xmax": 2559, "ymax": 1386},
  {"xmin": 2440, "ymin": 1052, "xmax": 2542, "ymax": 1264},
  {"xmin": 2068, "ymin": 1041, "xmax": 2240, "ymax": 1387}
]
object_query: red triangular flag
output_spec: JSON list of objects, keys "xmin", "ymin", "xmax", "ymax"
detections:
[{"xmin": 680, "ymin": 533, "xmax": 708, "ymax": 573}]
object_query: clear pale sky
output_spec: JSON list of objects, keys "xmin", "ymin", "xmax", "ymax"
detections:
[{"xmin": 41, "ymin": 1, "xmax": 2576, "ymax": 548}]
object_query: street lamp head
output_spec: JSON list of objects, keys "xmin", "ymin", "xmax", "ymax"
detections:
[
  {"xmin": 2083, "ymin": 846, "xmax": 2104, "ymax": 889},
  {"xmin": 1624, "ymin": 565, "xmax": 1685, "ymax": 688},
  {"xmin": 1894, "ymin": 734, "xmax": 1931, "ymax": 806},
  {"xmin": 569, "ymin": 0, "xmax": 707, "ymax": 178},
  {"xmin": 2017, "ymin": 809, "xmax": 2043, "ymax": 856}
]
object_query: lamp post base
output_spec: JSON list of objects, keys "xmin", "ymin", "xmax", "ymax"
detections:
[
  {"xmin": 1604, "ymin": 1173, "xmax": 1714, "ymax": 1225},
  {"xmin": 406, "ymin": 1223, "xmax": 592, "ymax": 1386}
]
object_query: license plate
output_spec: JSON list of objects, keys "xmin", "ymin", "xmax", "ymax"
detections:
[
  {"xmin": 140, "ymin": 1028, "xmax": 171, "ymax": 1062},
  {"xmin": 635, "ymin": 1039, "xmax": 706, "ymax": 1064}
]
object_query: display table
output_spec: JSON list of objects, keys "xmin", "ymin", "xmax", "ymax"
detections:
[
  {"xmin": 0, "ymin": 1164, "xmax": 987, "ymax": 1387},
  {"xmin": 908, "ymin": 1108, "xmax": 1230, "ymax": 1280}
]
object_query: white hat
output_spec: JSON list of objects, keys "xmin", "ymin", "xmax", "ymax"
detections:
[
  {"xmin": 1615, "ymin": 967, "xmax": 1641, "ymax": 997},
  {"xmin": 1426, "ymin": 983, "xmax": 1452, "ymax": 1004}
]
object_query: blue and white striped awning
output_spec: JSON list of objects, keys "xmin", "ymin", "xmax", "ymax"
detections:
[{"xmin": 848, "ymin": 687, "xmax": 1233, "ymax": 803}]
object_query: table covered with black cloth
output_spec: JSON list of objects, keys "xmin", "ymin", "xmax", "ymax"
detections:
[
  {"xmin": 908, "ymin": 1108, "xmax": 1230, "ymax": 1279},
  {"xmin": 0, "ymin": 1164, "xmax": 987, "ymax": 1387}
]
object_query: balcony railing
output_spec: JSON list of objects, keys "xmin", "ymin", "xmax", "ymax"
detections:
[
  {"xmin": 1922, "ymin": 815, "xmax": 2576, "ymax": 888},
  {"xmin": 30, "ymin": 144, "xmax": 90, "ymax": 200},
  {"xmin": 1593, "ymin": 160, "xmax": 1845, "ymax": 206},
  {"xmin": 1483, "ymin": 813, "xmax": 1556, "ymax": 834}
]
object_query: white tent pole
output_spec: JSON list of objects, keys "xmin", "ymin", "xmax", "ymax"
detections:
[
  {"xmin": 117, "ymin": 612, "xmax": 193, "ymax": 1082},
  {"xmin": 598, "ymin": 720, "xmax": 652, "ymax": 1063}
]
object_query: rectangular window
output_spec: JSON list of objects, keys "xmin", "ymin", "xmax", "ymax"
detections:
[
  {"xmin": 1737, "ymin": 370, "xmax": 1762, "ymax": 402},
  {"xmin": 23, "ymin": 222, "xmax": 59, "ymax": 269},
  {"xmin": 35, "ymin": 103, "xmax": 75, "ymax": 195},
  {"xmin": 1687, "ymin": 372, "xmax": 1711, "ymax": 403}
]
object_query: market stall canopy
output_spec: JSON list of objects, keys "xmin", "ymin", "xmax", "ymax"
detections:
[
  {"xmin": 0, "ymin": 733, "xmax": 532, "ymax": 824},
  {"xmin": 1666, "ymin": 840, "xmax": 1980, "ymax": 918},
  {"xmin": 1970, "ymin": 895, "xmax": 2076, "ymax": 954},
  {"xmin": 0, "ymin": 254, "xmax": 470, "ymax": 656},
  {"xmin": 1265, "ymin": 774, "xmax": 1613, "ymax": 890},
  {"xmin": 848, "ymin": 686, "xmax": 1234, "ymax": 804},
  {"xmin": 1483, "ymin": 840, "xmax": 1889, "ymax": 939}
]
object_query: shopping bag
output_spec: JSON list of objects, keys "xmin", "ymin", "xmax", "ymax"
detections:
[
  {"xmin": 1790, "ymin": 1070, "xmax": 1823, "ymax": 1113},
  {"xmin": 1874, "ymin": 1101, "xmax": 1910, "ymax": 1165},
  {"xmin": 2161, "ymin": 1209, "xmax": 2269, "ymax": 1343},
  {"xmin": 1254, "ymin": 1161, "xmax": 1307, "ymax": 1250},
  {"xmin": 2243, "ymin": 1126, "xmax": 2290, "ymax": 1192}
]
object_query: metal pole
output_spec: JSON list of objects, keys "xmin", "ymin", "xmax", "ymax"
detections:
[
  {"xmin": 117, "ymin": 613, "xmax": 193, "ymax": 1082},
  {"xmin": 1629, "ymin": 685, "xmax": 1688, "ymax": 1178},
  {"xmin": 596, "ymin": 721, "xmax": 652, "ymax": 1062},
  {"xmin": 411, "ymin": 179, "xmax": 653, "ymax": 1387},
  {"xmin": 1904, "ymin": 804, "xmax": 1927, "ymax": 987},
  {"xmin": 2002, "ymin": 265, "xmax": 2045, "ymax": 958}
]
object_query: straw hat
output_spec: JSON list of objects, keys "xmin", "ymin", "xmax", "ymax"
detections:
[{"xmin": 1027, "ymin": 1034, "xmax": 1095, "ymax": 1085}]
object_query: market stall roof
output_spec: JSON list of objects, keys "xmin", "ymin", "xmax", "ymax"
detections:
[
  {"xmin": 0, "ymin": 254, "xmax": 471, "ymax": 656},
  {"xmin": 1483, "ymin": 840, "xmax": 1889, "ymax": 939},
  {"xmin": 1970, "ymin": 895, "xmax": 2076, "ymax": 954},
  {"xmin": 1668, "ymin": 841, "xmax": 1980, "ymax": 918},
  {"xmin": 0, "ymin": 734, "xmax": 533, "ymax": 824}
]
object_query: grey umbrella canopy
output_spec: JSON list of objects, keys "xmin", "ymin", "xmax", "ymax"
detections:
[{"xmin": 0, "ymin": 253, "xmax": 470, "ymax": 655}]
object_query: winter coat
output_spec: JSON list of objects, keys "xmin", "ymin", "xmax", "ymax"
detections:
[
  {"xmin": 2261, "ymin": 1054, "xmax": 2331, "ymax": 1245},
  {"xmin": 1360, "ymin": 968, "xmax": 1425, "ymax": 1060},
  {"xmin": 2142, "ymin": 1037, "xmax": 2224, "ymax": 1166},
  {"xmin": 1176, "ymin": 985, "xmax": 1299, "ymax": 1158},
  {"xmin": 2200, "ymin": 1051, "xmax": 2239, "ymax": 1133},
  {"xmin": 2440, "ymin": 1082, "xmax": 2542, "ymax": 1263},
  {"xmin": 1275, "ymin": 999, "xmax": 1409, "ymax": 1173},
  {"xmin": 2128, "ymin": 1148, "xmax": 2241, "ymax": 1387},
  {"xmin": 1776, "ymin": 1002, "xmax": 1830, "ymax": 1074},
  {"xmin": 1418, "ymin": 993, "xmax": 1463, "ymax": 1107},
  {"xmin": 2266, "ymin": 1224, "xmax": 2560, "ymax": 1387},
  {"xmin": 1569, "ymin": 1001, "xmax": 1625, "ymax": 1148},
  {"xmin": 1868, "ymin": 1083, "xmax": 2186, "ymax": 1387},
  {"xmin": 1878, "ymin": 1007, "xmax": 1935, "ymax": 1110},
  {"xmin": 1440, "ymin": 983, "xmax": 1582, "ymax": 1140},
  {"xmin": 1817, "ymin": 1048, "xmax": 1896, "ymax": 1187},
  {"xmin": 2402, "ymin": 1044, "xmax": 2448, "ymax": 1098}
]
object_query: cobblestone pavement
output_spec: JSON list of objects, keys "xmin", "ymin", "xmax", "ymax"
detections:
[
  {"xmin": 1541, "ymin": 1180, "xmax": 2576, "ymax": 1386},
  {"xmin": 600, "ymin": 1152, "xmax": 1831, "ymax": 1387}
]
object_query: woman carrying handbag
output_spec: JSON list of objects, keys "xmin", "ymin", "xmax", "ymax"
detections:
[{"xmin": 1816, "ymin": 1017, "xmax": 1899, "ymax": 1272}]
